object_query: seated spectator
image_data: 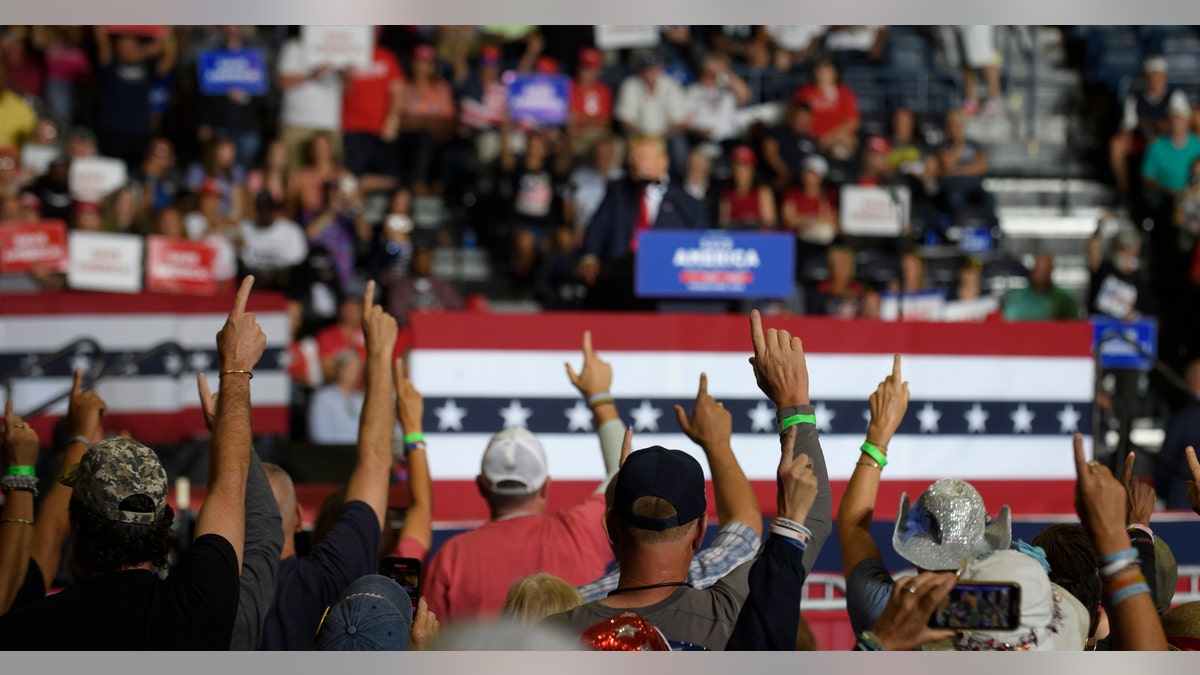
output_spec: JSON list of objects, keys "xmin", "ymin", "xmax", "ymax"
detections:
[
  {"xmin": 260, "ymin": 284, "xmax": 404, "ymax": 650},
  {"xmin": 246, "ymin": 139, "xmax": 292, "ymax": 214},
  {"xmin": 66, "ymin": 126, "xmax": 98, "ymax": 159},
  {"xmin": 1087, "ymin": 227, "xmax": 1152, "ymax": 320},
  {"xmin": 887, "ymin": 107, "xmax": 930, "ymax": 177},
  {"xmin": 763, "ymin": 101, "xmax": 820, "ymax": 190},
  {"xmin": 765, "ymin": 25, "xmax": 826, "ymax": 69},
  {"xmin": 793, "ymin": 58, "xmax": 860, "ymax": 160},
  {"xmin": 0, "ymin": 282, "xmax": 266, "ymax": 648},
  {"xmin": 939, "ymin": 26, "xmax": 1004, "ymax": 116},
  {"xmin": 197, "ymin": 26, "xmax": 267, "ymax": 170},
  {"xmin": 136, "ymin": 137, "xmax": 184, "ymax": 218},
  {"xmin": 568, "ymin": 47, "xmax": 612, "ymax": 157},
  {"xmin": 186, "ymin": 136, "xmax": 245, "ymax": 220},
  {"xmin": 277, "ymin": 34, "xmax": 344, "ymax": 166},
  {"xmin": 684, "ymin": 52, "xmax": 750, "ymax": 151},
  {"xmin": 615, "ymin": 52, "xmax": 690, "ymax": 176},
  {"xmin": 857, "ymin": 136, "xmax": 895, "ymax": 186},
  {"xmin": 308, "ymin": 349, "xmax": 365, "ymax": 443},
  {"xmin": 682, "ymin": 148, "xmax": 720, "ymax": 225},
  {"xmin": 944, "ymin": 257, "xmax": 1001, "ymax": 321},
  {"xmin": 398, "ymin": 45, "xmax": 456, "ymax": 195},
  {"xmin": 289, "ymin": 132, "xmax": 345, "ymax": 224},
  {"xmin": 91, "ymin": 26, "xmax": 176, "ymax": 170},
  {"xmin": 238, "ymin": 191, "xmax": 308, "ymax": 287},
  {"xmin": 503, "ymin": 574, "xmax": 585, "ymax": 626},
  {"xmin": 1141, "ymin": 97, "xmax": 1200, "ymax": 214},
  {"xmin": 456, "ymin": 44, "xmax": 508, "ymax": 165},
  {"xmin": 72, "ymin": 200, "xmax": 103, "ymax": 231},
  {"xmin": 821, "ymin": 26, "xmax": 887, "ymax": 67},
  {"xmin": 781, "ymin": 155, "xmax": 839, "ymax": 245},
  {"xmin": 342, "ymin": 33, "xmax": 405, "ymax": 193},
  {"xmin": 720, "ymin": 146, "xmax": 777, "ymax": 229},
  {"xmin": 423, "ymin": 334, "xmax": 622, "ymax": 622},
  {"xmin": 385, "ymin": 246, "xmax": 464, "ymax": 328},
  {"xmin": 810, "ymin": 244, "xmax": 863, "ymax": 317},
  {"xmin": 369, "ymin": 187, "xmax": 416, "ymax": 282},
  {"xmin": 0, "ymin": 61, "xmax": 35, "ymax": 150},
  {"xmin": 564, "ymin": 134, "xmax": 623, "ymax": 239},
  {"xmin": 153, "ymin": 204, "xmax": 186, "ymax": 239},
  {"xmin": 1111, "ymin": 56, "xmax": 1188, "ymax": 197},
  {"xmin": 1003, "ymin": 254, "xmax": 1080, "ymax": 321},
  {"xmin": 935, "ymin": 108, "xmax": 994, "ymax": 224},
  {"xmin": 498, "ymin": 129, "xmax": 568, "ymax": 285},
  {"xmin": 102, "ymin": 185, "xmax": 144, "ymax": 234}
]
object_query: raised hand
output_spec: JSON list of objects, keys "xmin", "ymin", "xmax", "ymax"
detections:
[
  {"xmin": 565, "ymin": 330, "xmax": 612, "ymax": 399},
  {"xmin": 1072, "ymin": 433, "xmax": 1129, "ymax": 551},
  {"xmin": 619, "ymin": 426, "xmax": 633, "ymax": 467},
  {"xmin": 216, "ymin": 276, "xmax": 267, "ymax": 373},
  {"xmin": 393, "ymin": 357, "xmax": 424, "ymax": 433},
  {"xmin": 362, "ymin": 280, "xmax": 398, "ymax": 359},
  {"xmin": 867, "ymin": 355, "xmax": 910, "ymax": 447},
  {"xmin": 748, "ymin": 309, "xmax": 809, "ymax": 408},
  {"xmin": 870, "ymin": 573, "xmax": 957, "ymax": 651},
  {"xmin": 1121, "ymin": 451, "xmax": 1156, "ymax": 527},
  {"xmin": 197, "ymin": 371, "xmax": 218, "ymax": 432},
  {"xmin": 776, "ymin": 425, "xmax": 818, "ymax": 524},
  {"xmin": 674, "ymin": 373, "xmax": 732, "ymax": 450},
  {"xmin": 67, "ymin": 367, "xmax": 107, "ymax": 441},
  {"xmin": 2, "ymin": 400, "xmax": 41, "ymax": 468},
  {"xmin": 1185, "ymin": 446, "xmax": 1200, "ymax": 518},
  {"xmin": 409, "ymin": 597, "xmax": 440, "ymax": 651}
]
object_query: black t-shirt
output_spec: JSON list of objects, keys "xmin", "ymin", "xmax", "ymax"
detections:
[
  {"xmin": 98, "ymin": 58, "xmax": 157, "ymax": 137},
  {"xmin": 259, "ymin": 500, "xmax": 381, "ymax": 650},
  {"xmin": 770, "ymin": 125, "xmax": 818, "ymax": 185},
  {"xmin": 1088, "ymin": 260, "xmax": 1153, "ymax": 319},
  {"xmin": 502, "ymin": 162, "xmax": 563, "ymax": 229},
  {"xmin": 937, "ymin": 138, "xmax": 985, "ymax": 169},
  {"xmin": 0, "ymin": 534, "xmax": 239, "ymax": 650}
]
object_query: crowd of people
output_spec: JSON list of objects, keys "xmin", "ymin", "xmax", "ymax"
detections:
[{"xmin": 0, "ymin": 281, "xmax": 1196, "ymax": 652}]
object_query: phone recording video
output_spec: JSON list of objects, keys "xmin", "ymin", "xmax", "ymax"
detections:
[
  {"xmin": 379, "ymin": 556, "xmax": 422, "ymax": 611},
  {"xmin": 928, "ymin": 582, "xmax": 1021, "ymax": 631}
]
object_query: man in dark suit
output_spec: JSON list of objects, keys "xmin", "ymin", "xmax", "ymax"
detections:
[{"xmin": 579, "ymin": 135, "xmax": 710, "ymax": 309}]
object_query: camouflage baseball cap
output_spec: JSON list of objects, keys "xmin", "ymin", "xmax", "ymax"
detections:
[{"xmin": 59, "ymin": 437, "xmax": 168, "ymax": 526}]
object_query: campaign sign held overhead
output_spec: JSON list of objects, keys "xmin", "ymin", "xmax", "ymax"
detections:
[
  {"xmin": 635, "ymin": 230, "xmax": 795, "ymax": 299},
  {"xmin": 506, "ymin": 73, "xmax": 571, "ymax": 126},
  {"xmin": 196, "ymin": 48, "xmax": 269, "ymax": 96}
]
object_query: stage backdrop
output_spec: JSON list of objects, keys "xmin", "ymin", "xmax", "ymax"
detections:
[{"xmin": 407, "ymin": 313, "xmax": 1096, "ymax": 522}]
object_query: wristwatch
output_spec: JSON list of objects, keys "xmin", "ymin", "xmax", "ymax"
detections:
[{"xmin": 856, "ymin": 631, "xmax": 886, "ymax": 651}]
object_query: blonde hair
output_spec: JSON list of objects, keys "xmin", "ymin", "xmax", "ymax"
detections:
[
  {"xmin": 502, "ymin": 573, "xmax": 584, "ymax": 625},
  {"xmin": 627, "ymin": 135, "xmax": 667, "ymax": 156}
]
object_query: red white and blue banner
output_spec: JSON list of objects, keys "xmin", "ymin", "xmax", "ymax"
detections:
[
  {"xmin": 0, "ymin": 291, "xmax": 291, "ymax": 444},
  {"xmin": 407, "ymin": 313, "xmax": 1096, "ymax": 522}
]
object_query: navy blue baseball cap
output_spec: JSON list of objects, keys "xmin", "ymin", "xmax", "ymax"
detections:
[
  {"xmin": 316, "ymin": 575, "xmax": 414, "ymax": 651},
  {"xmin": 613, "ymin": 446, "xmax": 706, "ymax": 531}
]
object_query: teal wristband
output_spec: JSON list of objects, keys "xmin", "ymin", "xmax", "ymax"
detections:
[
  {"xmin": 860, "ymin": 442, "xmax": 888, "ymax": 468},
  {"xmin": 403, "ymin": 432, "xmax": 425, "ymax": 444},
  {"xmin": 779, "ymin": 414, "xmax": 816, "ymax": 431},
  {"xmin": 6, "ymin": 466, "xmax": 35, "ymax": 477}
]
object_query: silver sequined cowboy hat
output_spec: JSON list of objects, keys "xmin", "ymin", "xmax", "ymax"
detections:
[{"xmin": 892, "ymin": 478, "xmax": 1012, "ymax": 571}]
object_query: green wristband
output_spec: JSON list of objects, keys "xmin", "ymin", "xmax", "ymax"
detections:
[
  {"xmin": 779, "ymin": 413, "xmax": 817, "ymax": 432},
  {"xmin": 6, "ymin": 466, "xmax": 36, "ymax": 477},
  {"xmin": 860, "ymin": 442, "xmax": 888, "ymax": 468},
  {"xmin": 403, "ymin": 432, "xmax": 425, "ymax": 444}
]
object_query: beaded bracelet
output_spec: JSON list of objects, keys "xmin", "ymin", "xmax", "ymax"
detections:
[
  {"xmin": 779, "ymin": 413, "xmax": 816, "ymax": 432},
  {"xmin": 860, "ymin": 441, "xmax": 889, "ymax": 468},
  {"xmin": 1095, "ymin": 547, "xmax": 1138, "ymax": 567},
  {"xmin": 0, "ymin": 475, "xmax": 39, "ymax": 498},
  {"xmin": 1108, "ymin": 582, "xmax": 1151, "ymax": 607}
]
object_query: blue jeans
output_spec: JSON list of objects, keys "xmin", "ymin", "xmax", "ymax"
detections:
[{"xmin": 234, "ymin": 132, "xmax": 262, "ymax": 172}]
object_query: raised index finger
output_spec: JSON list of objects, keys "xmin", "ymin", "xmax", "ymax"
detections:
[
  {"xmin": 362, "ymin": 279, "xmax": 376, "ymax": 310},
  {"xmin": 892, "ymin": 354, "xmax": 902, "ymax": 381},
  {"xmin": 582, "ymin": 330, "xmax": 593, "ymax": 357},
  {"xmin": 72, "ymin": 367, "xmax": 83, "ymax": 396},
  {"xmin": 697, "ymin": 372, "xmax": 708, "ymax": 399},
  {"xmin": 231, "ymin": 275, "xmax": 255, "ymax": 315},
  {"xmin": 1186, "ymin": 446, "xmax": 1200, "ymax": 482},
  {"xmin": 4, "ymin": 399, "xmax": 13, "ymax": 427},
  {"xmin": 1072, "ymin": 433, "xmax": 1089, "ymax": 480},
  {"xmin": 749, "ymin": 309, "xmax": 766, "ymax": 357},
  {"xmin": 1121, "ymin": 451, "xmax": 1135, "ymax": 485}
]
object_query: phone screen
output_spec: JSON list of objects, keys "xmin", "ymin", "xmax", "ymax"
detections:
[
  {"xmin": 379, "ymin": 556, "xmax": 421, "ymax": 611},
  {"xmin": 928, "ymin": 582, "xmax": 1021, "ymax": 631}
]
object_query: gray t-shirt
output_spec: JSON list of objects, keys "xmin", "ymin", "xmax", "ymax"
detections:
[
  {"xmin": 846, "ymin": 557, "xmax": 893, "ymax": 636},
  {"xmin": 542, "ymin": 558, "xmax": 753, "ymax": 651}
]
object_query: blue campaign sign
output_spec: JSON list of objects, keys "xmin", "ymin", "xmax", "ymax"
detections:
[
  {"xmin": 635, "ymin": 230, "xmax": 796, "ymax": 299},
  {"xmin": 196, "ymin": 48, "xmax": 269, "ymax": 96},
  {"xmin": 506, "ymin": 73, "xmax": 571, "ymax": 125},
  {"xmin": 1091, "ymin": 317, "xmax": 1157, "ymax": 370}
]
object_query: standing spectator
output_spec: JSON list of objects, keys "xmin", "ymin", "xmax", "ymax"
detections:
[
  {"xmin": 304, "ymin": 180, "xmax": 372, "ymax": 291},
  {"xmin": 810, "ymin": 244, "xmax": 863, "ymax": 317},
  {"xmin": 308, "ymin": 350, "xmax": 366, "ymax": 443},
  {"xmin": 1110, "ymin": 56, "xmax": 1187, "ymax": 197},
  {"xmin": 720, "ymin": 145, "xmax": 776, "ymax": 229},
  {"xmin": 398, "ymin": 45, "xmax": 455, "ymax": 196},
  {"xmin": 369, "ymin": 187, "xmax": 416, "ymax": 282},
  {"xmin": 1173, "ymin": 157, "xmax": 1200, "ymax": 255},
  {"xmin": 1002, "ymin": 254, "xmax": 1080, "ymax": 321},
  {"xmin": 781, "ymin": 155, "xmax": 839, "ymax": 245},
  {"xmin": 499, "ymin": 129, "xmax": 567, "ymax": 285},
  {"xmin": 342, "ymin": 34, "xmax": 405, "ymax": 194},
  {"xmin": 1088, "ymin": 227, "xmax": 1152, "ymax": 320},
  {"xmin": 821, "ymin": 25, "xmax": 888, "ymax": 67},
  {"xmin": 238, "ymin": 191, "xmax": 308, "ymax": 287},
  {"xmin": 1156, "ymin": 359, "xmax": 1200, "ymax": 509},
  {"xmin": 455, "ymin": 44, "xmax": 508, "ymax": 165},
  {"xmin": 136, "ymin": 137, "xmax": 185, "ymax": 217},
  {"xmin": 1, "ymin": 26, "xmax": 44, "ymax": 98},
  {"xmin": 568, "ymin": 47, "xmax": 612, "ymax": 158},
  {"xmin": 277, "ymin": 34, "xmax": 345, "ymax": 166},
  {"xmin": 385, "ymin": 246, "xmax": 464, "ymax": 328},
  {"xmin": 197, "ymin": 26, "xmax": 267, "ymax": 170},
  {"xmin": 0, "ymin": 61, "xmax": 36, "ymax": 150},
  {"xmin": 793, "ymin": 58, "xmax": 860, "ymax": 160},
  {"xmin": 40, "ymin": 26, "xmax": 92, "ymax": 129},
  {"xmin": 186, "ymin": 135, "xmax": 246, "ymax": 220},
  {"xmin": 563, "ymin": 134, "xmax": 623, "ymax": 239},
  {"xmin": 92, "ymin": 26, "xmax": 177, "ymax": 170},
  {"xmin": 939, "ymin": 26, "xmax": 1003, "ymax": 116},
  {"xmin": 246, "ymin": 138, "xmax": 291, "ymax": 213},
  {"xmin": 935, "ymin": 108, "xmax": 994, "ymax": 224},
  {"xmin": 615, "ymin": 52, "xmax": 689, "ymax": 176},
  {"xmin": 1141, "ymin": 97, "xmax": 1200, "ymax": 215},
  {"xmin": 765, "ymin": 25, "xmax": 827, "ymax": 68},
  {"xmin": 763, "ymin": 101, "xmax": 819, "ymax": 190},
  {"xmin": 684, "ymin": 52, "xmax": 750, "ymax": 151}
]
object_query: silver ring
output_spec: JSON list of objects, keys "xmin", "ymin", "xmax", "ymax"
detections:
[{"xmin": 904, "ymin": 584, "xmax": 917, "ymax": 594}]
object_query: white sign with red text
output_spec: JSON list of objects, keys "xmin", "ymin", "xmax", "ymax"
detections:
[
  {"xmin": 840, "ymin": 185, "xmax": 911, "ymax": 236},
  {"xmin": 67, "ymin": 231, "xmax": 144, "ymax": 293},
  {"xmin": 301, "ymin": 26, "xmax": 373, "ymax": 70},
  {"xmin": 68, "ymin": 156, "xmax": 127, "ymax": 202}
]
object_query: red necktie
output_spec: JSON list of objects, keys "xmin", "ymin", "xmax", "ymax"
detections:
[{"xmin": 630, "ymin": 188, "xmax": 650, "ymax": 253}]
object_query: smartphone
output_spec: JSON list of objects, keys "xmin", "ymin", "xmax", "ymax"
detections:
[
  {"xmin": 928, "ymin": 582, "xmax": 1021, "ymax": 631},
  {"xmin": 379, "ymin": 556, "xmax": 421, "ymax": 611}
]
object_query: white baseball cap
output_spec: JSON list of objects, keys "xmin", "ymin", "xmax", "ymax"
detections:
[{"xmin": 480, "ymin": 427, "xmax": 549, "ymax": 495}]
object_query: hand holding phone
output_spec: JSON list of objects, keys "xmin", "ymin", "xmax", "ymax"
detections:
[
  {"xmin": 928, "ymin": 582, "xmax": 1021, "ymax": 631},
  {"xmin": 379, "ymin": 556, "xmax": 422, "ymax": 611}
]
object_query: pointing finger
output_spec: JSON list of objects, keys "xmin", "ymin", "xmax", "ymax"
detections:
[
  {"xmin": 892, "ymin": 354, "xmax": 902, "ymax": 381},
  {"xmin": 72, "ymin": 367, "xmax": 83, "ymax": 396},
  {"xmin": 1072, "ymin": 433, "xmax": 1089, "ymax": 480},
  {"xmin": 582, "ymin": 330, "xmax": 593, "ymax": 357},
  {"xmin": 697, "ymin": 372, "xmax": 708, "ymax": 399},
  {"xmin": 749, "ymin": 310, "xmax": 766, "ymax": 358},
  {"xmin": 1122, "ymin": 451, "xmax": 1135, "ymax": 486},
  {"xmin": 232, "ymin": 275, "xmax": 255, "ymax": 315},
  {"xmin": 1186, "ymin": 446, "xmax": 1200, "ymax": 482},
  {"xmin": 4, "ymin": 399, "xmax": 13, "ymax": 427},
  {"xmin": 620, "ymin": 426, "xmax": 633, "ymax": 466},
  {"xmin": 363, "ymin": 279, "xmax": 376, "ymax": 310}
]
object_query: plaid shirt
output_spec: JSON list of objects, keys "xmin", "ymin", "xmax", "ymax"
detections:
[{"xmin": 576, "ymin": 521, "xmax": 762, "ymax": 602}]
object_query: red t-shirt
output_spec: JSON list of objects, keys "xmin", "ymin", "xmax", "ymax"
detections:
[
  {"xmin": 570, "ymin": 80, "xmax": 612, "ymax": 125},
  {"xmin": 342, "ymin": 46, "xmax": 405, "ymax": 134},
  {"xmin": 793, "ymin": 84, "xmax": 859, "ymax": 139},
  {"xmin": 782, "ymin": 188, "xmax": 834, "ymax": 219},
  {"xmin": 422, "ymin": 494, "xmax": 612, "ymax": 622},
  {"xmin": 723, "ymin": 187, "xmax": 765, "ymax": 224}
]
